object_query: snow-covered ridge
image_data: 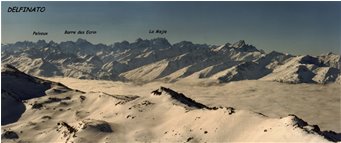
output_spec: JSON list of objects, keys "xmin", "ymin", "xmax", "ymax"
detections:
[
  {"xmin": 151, "ymin": 86, "xmax": 209, "ymax": 109},
  {"xmin": 1, "ymin": 67, "xmax": 340, "ymax": 142},
  {"xmin": 2, "ymin": 38, "xmax": 340, "ymax": 84},
  {"xmin": 1, "ymin": 64, "xmax": 73, "ymax": 100}
]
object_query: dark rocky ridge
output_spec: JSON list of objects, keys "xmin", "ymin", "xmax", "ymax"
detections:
[{"xmin": 152, "ymin": 86, "xmax": 208, "ymax": 109}]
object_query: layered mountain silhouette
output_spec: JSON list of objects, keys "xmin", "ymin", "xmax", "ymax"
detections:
[{"xmin": 2, "ymin": 38, "xmax": 340, "ymax": 84}]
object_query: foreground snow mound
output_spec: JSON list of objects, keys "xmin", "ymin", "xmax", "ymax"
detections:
[
  {"xmin": 1, "ymin": 69, "xmax": 340, "ymax": 142},
  {"xmin": 279, "ymin": 115, "xmax": 341, "ymax": 142}
]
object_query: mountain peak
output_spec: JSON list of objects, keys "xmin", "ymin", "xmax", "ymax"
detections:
[
  {"xmin": 325, "ymin": 52, "xmax": 336, "ymax": 56},
  {"xmin": 132, "ymin": 38, "xmax": 171, "ymax": 48},
  {"xmin": 76, "ymin": 38, "xmax": 90, "ymax": 44},
  {"xmin": 229, "ymin": 40, "xmax": 259, "ymax": 52},
  {"xmin": 136, "ymin": 38, "xmax": 143, "ymax": 43},
  {"xmin": 232, "ymin": 40, "xmax": 246, "ymax": 48},
  {"xmin": 173, "ymin": 41, "xmax": 194, "ymax": 47},
  {"xmin": 37, "ymin": 40, "xmax": 47, "ymax": 44},
  {"xmin": 113, "ymin": 40, "xmax": 130, "ymax": 48},
  {"xmin": 48, "ymin": 40, "xmax": 56, "ymax": 44},
  {"xmin": 150, "ymin": 38, "xmax": 171, "ymax": 47}
]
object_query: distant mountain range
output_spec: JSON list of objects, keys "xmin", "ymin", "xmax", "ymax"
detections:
[{"xmin": 2, "ymin": 38, "xmax": 340, "ymax": 84}]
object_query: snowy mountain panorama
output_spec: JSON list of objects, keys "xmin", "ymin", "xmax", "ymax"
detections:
[
  {"xmin": 2, "ymin": 38, "xmax": 341, "ymax": 142},
  {"xmin": 2, "ymin": 38, "xmax": 340, "ymax": 84}
]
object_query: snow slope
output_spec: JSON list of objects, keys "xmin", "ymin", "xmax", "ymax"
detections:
[{"xmin": 2, "ymin": 66, "xmax": 340, "ymax": 142}]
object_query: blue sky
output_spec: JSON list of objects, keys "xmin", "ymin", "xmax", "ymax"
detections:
[{"xmin": 2, "ymin": 1, "xmax": 340, "ymax": 55}]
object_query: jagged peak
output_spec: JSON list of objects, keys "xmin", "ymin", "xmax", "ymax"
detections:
[
  {"xmin": 320, "ymin": 52, "xmax": 340, "ymax": 56},
  {"xmin": 48, "ymin": 40, "xmax": 57, "ymax": 45},
  {"xmin": 327, "ymin": 52, "xmax": 335, "ymax": 55},
  {"xmin": 224, "ymin": 43, "xmax": 231, "ymax": 47},
  {"xmin": 232, "ymin": 40, "xmax": 246, "ymax": 48},
  {"xmin": 131, "ymin": 38, "xmax": 171, "ymax": 48},
  {"xmin": 76, "ymin": 38, "xmax": 91, "ymax": 44},
  {"xmin": 222, "ymin": 40, "xmax": 259, "ymax": 53},
  {"xmin": 297, "ymin": 55, "xmax": 320, "ymax": 65},
  {"xmin": 113, "ymin": 40, "xmax": 130, "ymax": 49},
  {"xmin": 172, "ymin": 41, "xmax": 195, "ymax": 48},
  {"xmin": 150, "ymin": 37, "xmax": 171, "ymax": 47},
  {"xmin": 150, "ymin": 37, "xmax": 168, "ymax": 42},
  {"xmin": 265, "ymin": 51, "xmax": 293, "ymax": 58},
  {"xmin": 213, "ymin": 42, "xmax": 233, "ymax": 51},
  {"xmin": 174, "ymin": 41, "xmax": 193, "ymax": 45},
  {"xmin": 12, "ymin": 41, "xmax": 35, "ymax": 47},
  {"xmin": 281, "ymin": 114, "xmax": 309, "ymax": 128},
  {"xmin": 37, "ymin": 39, "xmax": 47, "ymax": 44},
  {"xmin": 132, "ymin": 38, "xmax": 151, "ymax": 46},
  {"xmin": 268, "ymin": 50, "xmax": 284, "ymax": 56},
  {"xmin": 133, "ymin": 37, "xmax": 170, "ymax": 44},
  {"xmin": 135, "ymin": 38, "xmax": 143, "ymax": 43}
]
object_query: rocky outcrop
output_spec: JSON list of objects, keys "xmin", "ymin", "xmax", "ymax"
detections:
[{"xmin": 151, "ymin": 87, "xmax": 208, "ymax": 109}]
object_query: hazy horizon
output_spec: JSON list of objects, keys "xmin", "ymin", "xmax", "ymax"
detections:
[{"xmin": 2, "ymin": 1, "xmax": 340, "ymax": 55}]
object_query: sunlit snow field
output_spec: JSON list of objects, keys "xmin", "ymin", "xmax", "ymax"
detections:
[{"xmin": 46, "ymin": 77, "xmax": 341, "ymax": 132}]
